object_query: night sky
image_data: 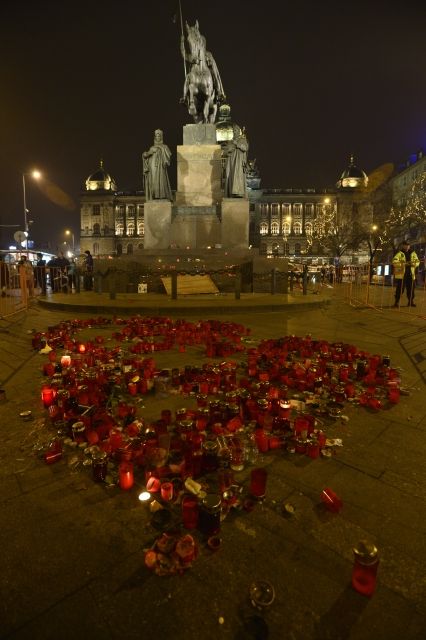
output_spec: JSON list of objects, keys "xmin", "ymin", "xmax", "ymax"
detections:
[{"xmin": 1, "ymin": 0, "xmax": 426, "ymax": 252}]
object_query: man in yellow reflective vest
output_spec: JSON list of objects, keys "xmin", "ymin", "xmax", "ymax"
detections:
[{"xmin": 392, "ymin": 240, "xmax": 420, "ymax": 307}]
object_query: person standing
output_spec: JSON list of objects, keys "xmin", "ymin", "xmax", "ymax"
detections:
[
  {"xmin": 56, "ymin": 252, "xmax": 70, "ymax": 293},
  {"xmin": 36, "ymin": 252, "xmax": 47, "ymax": 294},
  {"xmin": 392, "ymin": 240, "xmax": 420, "ymax": 307},
  {"xmin": 83, "ymin": 250, "xmax": 94, "ymax": 290},
  {"xmin": 142, "ymin": 129, "xmax": 172, "ymax": 201},
  {"xmin": 18, "ymin": 255, "xmax": 34, "ymax": 298}
]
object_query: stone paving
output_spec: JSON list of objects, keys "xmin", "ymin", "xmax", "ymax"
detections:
[{"xmin": 0, "ymin": 294, "xmax": 425, "ymax": 640}]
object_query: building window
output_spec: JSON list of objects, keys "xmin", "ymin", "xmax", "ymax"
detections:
[
  {"xmin": 119, "ymin": 205, "xmax": 126, "ymax": 215},
  {"xmin": 127, "ymin": 222, "xmax": 135, "ymax": 236},
  {"xmin": 137, "ymin": 220, "xmax": 144, "ymax": 236},
  {"xmin": 305, "ymin": 204, "xmax": 313, "ymax": 216},
  {"xmin": 293, "ymin": 204, "xmax": 302, "ymax": 216},
  {"xmin": 104, "ymin": 224, "xmax": 110, "ymax": 235},
  {"xmin": 93, "ymin": 205, "xmax": 100, "ymax": 215},
  {"xmin": 115, "ymin": 222, "xmax": 124, "ymax": 236},
  {"xmin": 137, "ymin": 205, "xmax": 144, "ymax": 217},
  {"xmin": 271, "ymin": 203, "xmax": 279, "ymax": 215},
  {"xmin": 93, "ymin": 223, "xmax": 100, "ymax": 235},
  {"xmin": 305, "ymin": 222, "xmax": 313, "ymax": 235},
  {"xmin": 127, "ymin": 244, "xmax": 133, "ymax": 255},
  {"xmin": 128, "ymin": 205, "xmax": 135, "ymax": 215},
  {"xmin": 271, "ymin": 221, "xmax": 279, "ymax": 235},
  {"xmin": 116, "ymin": 244, "xmax": 122, "ymax": 256},
  {"xmin": 293, "ymin": 222, "xmax": 302, "ymax": 235},
  {"xmin": 282, "ymin": 222, "xmax": 291, "ymax": 235},
  {"xmin": 260, "ymin": 222, "xmax": 268, "ymax": 235},
  {"xmin": 260, "ymin": 204, "xmax": 268, "ymax": 216},
  {"xmin": 282, "ymin": 204, "xmax": 291, "ymax": 217}
]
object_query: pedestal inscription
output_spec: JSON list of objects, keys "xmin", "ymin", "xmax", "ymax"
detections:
[
  {"xmin": 221, "ymin": 198, "xmax": 249, "ymax": 249},
  {"xmin": 143, "ymin": 200, "xmax": 172, "ymax": 250}
]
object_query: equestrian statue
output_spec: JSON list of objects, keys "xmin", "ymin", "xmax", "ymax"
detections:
[{"xmin": 180, "ymin": 20, "xmax": 226, "ymax": 124}]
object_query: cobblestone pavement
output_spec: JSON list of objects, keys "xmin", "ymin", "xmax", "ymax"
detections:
[{"xmin": 0, "ymin": 295, "xmax": 425, "ymax": 640}]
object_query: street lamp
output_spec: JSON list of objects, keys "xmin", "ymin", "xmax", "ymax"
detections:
[
  {"xmin": 65, "ymin": 229, "xmax": 75, "ymax": 253},
  {"xmin": 283, "ymin": 215, "xmax": 291, "ymax": 256},
  {"xmin": 22, "ymin": 170, "xmax": 42, "ymax": 248}
]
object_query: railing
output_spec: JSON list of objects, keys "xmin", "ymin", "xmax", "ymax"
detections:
[{"xmin": 336, "ymin": 263, "xmax": 426, "ymax": 318}]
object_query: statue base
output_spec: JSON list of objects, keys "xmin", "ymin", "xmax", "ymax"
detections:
[
  {"xmin": 176, "ymin": 124, "xmax": 222, "ymax": 207},
  {"xmin": 143, "ymin": 200, "xmax": 172, "ymax": 249},
  {"xmin": 220, "ymin": 198, "xmax": 250, "ymax": 249}
]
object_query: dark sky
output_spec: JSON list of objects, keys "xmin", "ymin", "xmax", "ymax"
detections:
[{"xmin": 1, "ymin": 0, "xmax": 426, "ymax": 251}]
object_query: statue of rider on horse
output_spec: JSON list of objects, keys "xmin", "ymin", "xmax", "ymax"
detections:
[{"xmin": 180, "ymin": 20, "xmax": 226, "ymax": 124}]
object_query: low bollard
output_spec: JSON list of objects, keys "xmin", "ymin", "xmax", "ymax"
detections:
[
  {"xmin": 235, "ymin": 271, "xmax": 241, "ymax": 300},
  {"xmin": 282, "ymin": 259, "xmax": 289, "ymax": 295},
  {"xmin": 270, "ymin": 268, "xmax": 276, "ymax": 295},
  {"xmin": 302, "ymin": 266, "xmax": 308, "ymax": 295},
  {"xmin": 171, "ymin": 271, "xmax": 178, "ymax": 300}
]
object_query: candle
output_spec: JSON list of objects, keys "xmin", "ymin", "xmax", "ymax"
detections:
[
  {"xmin": 119, "ymin": 462, "xmax": 134, "ymax": 490},
  {"xmin": 160, "ymin": 481, "xmax": 174, "ymax": 502},
  {"xmin": 250, "ymin": 468, "xmax": 268, "ymax": 499},
  {"xmin": 41, "ymin": 386, "xmax": 56, "ymax": 408}
]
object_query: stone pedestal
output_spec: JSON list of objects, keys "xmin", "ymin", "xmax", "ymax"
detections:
[
  {"xmin": 143, "ymin": 200, "xmax": 172, "ymax": 249},
  {"xmin": 176, "ymin": 124, "xmax": 222, "ymax": 207},
  {"xmin": 221, "ymin": 198, "xmax": 249, "ymax": 249},
  {"xmin": 171, "ymin": 213, "xmax": 221, "ymax": 250}
]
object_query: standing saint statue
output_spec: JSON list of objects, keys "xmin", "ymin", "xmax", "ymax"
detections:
[
  {"xmin": 223, "ymin": 125, "xmax": 249, "ymax": 198},
  {"xmin": 142, "ymin": 129, "xmax": 173, "ymax": 201},
  {"xmin": 180, "ymin": 20, "xmax": 226, "ymax": 124}
]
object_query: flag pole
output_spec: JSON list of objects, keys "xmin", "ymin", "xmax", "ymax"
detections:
[{"xmin": 179, "ymin": 0, "xmax": 187, "ymax": 78}]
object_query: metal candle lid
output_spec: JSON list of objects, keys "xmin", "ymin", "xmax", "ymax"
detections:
[{"xmin": 353, "ymin": 540, "xmax": 378, "ymax": 565}]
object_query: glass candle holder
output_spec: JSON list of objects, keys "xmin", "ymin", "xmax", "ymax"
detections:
[
  {"xmin": 321, "ymin": 487, "xmax": 343, "ymax": 512},
  {"xmin": 41, "ymin": 386, "xmax": 56, "ymax": 407},
  {"xmin": 250, "ymin": 468, "xmax": 267, "ymax": 499},
  {"xmin": 198, "ymin": 493, "xmax": 221, "ymax": 536},
  {"xmin": 92, "ymin": 451, "xmax": 108, "ymax": 482},
  {"xmin": 160, "ymin": 481, "xmax": 174, "ymax": 502},
  {"xmin": 352, "ymin": 540, "xmax": 379, "ymax": 596},
  {"xmin": 71, "ymin": 421, "xmax": 86, "ymax": 443},
  {"xmin": 182, "ymin": 495, "xmax": 199, "ymax": 529},
  {"xmin": 119, "ymin": 461, "xmax": 134, "ymax": 490}
]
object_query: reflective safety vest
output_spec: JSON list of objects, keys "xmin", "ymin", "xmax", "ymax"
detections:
[{"xmin": 392, "ymin": 250, "xmax": 420, "ymax": 279}]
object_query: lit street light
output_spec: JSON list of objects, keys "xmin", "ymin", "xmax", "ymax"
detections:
[
  {"xmin": 22, "ymin": 170, "xmax": 42, "ymax": 248},
  {"xmin": 65, "ymin": 229, "xmax": 75, "ymax": 254}
]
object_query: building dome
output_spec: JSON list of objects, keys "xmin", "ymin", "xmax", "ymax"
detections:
[
  {"xmin": 216, "ymin": 103, "xmax": 235, "ymax": 143},
  {"xmin": 336, "ymin": 154, "xmax": 368, "ymax": 189},
  {"xmin": 85, "ymin": 159, "xmax": 117, "ymax": 191}
]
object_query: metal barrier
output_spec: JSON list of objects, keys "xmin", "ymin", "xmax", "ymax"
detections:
[
  {"xmin": 337, "ymin": 263, "xmax": 426, "ymax": 318},
  {"xmin": 0, "ymin": 264, "xmax": 32, "ymax": 318}
]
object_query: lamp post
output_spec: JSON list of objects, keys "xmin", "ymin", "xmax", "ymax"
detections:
[
  {"xmin": 22, "ymin": 170, "xmax": 41, "ymax": 248},
  {"xmin": 283, "ymin": 215, "xmax": 291, "ymax": 256},
  {"xmin": 65, "ymin": 229, "xmax": 75, "ymax": 254}
]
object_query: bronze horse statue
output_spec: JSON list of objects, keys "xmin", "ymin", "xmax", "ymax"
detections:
[{"xmin": 180, "ymin": 21, "xmax": 225, "ymax": 124}]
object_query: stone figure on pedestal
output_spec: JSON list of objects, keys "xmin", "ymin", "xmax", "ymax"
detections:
[
  {"xmin": 223, "ymin": 125, "xmax": 249, "ymax": 198},
  {"xmin": 180, "ymin": 20, "xmax": 225, "ymax": 124},
  {"xmin": 143, "ymin": 129, "xmax": 172, "ymax": 201}
]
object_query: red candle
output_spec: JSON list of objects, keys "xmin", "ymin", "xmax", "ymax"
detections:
[
  {"xmin": 250, "ymin": 468, "xmax": 268, "ymax": 499},
  {"xmin": 60, "ymin": 354, "xmax": 72, "ymax": 367},
  {"xmin": 182, "ymin": 496, "xmax": 199, "ymax": 529},
  {"xmin": 119, "ymin": 462, "xmax": 134, "ymax": 490},
  {"xmin": 41, "ymin": 386, "xmax": 56, "ymax": 408},
  {"xmin": 146, "ymin": 476, "xmax": 161, "ymax": 493},
  {"xmin": 160, "ymin": 481, "xmax": 173, "ymax": 502},
  {"xmin": 352, "ymin": 541, "xmax": 379, "ymax": 597},
  {"xmin": 321, "ymin": 487, "xmax": 343, "ymax": 512}
]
